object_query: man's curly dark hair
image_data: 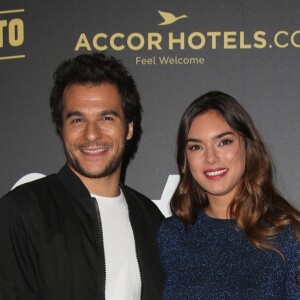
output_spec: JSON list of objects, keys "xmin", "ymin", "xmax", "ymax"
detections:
[{"xmin": 49, "ymin": 52, "xmax": 142, "ymax": 172}]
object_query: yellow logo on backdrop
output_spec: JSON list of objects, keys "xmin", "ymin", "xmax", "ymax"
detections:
[
  {"xmin": 74, "ymin": 9, "xmax": 300, "ymax": 65},
  {"xmin": 158, "ymin": 10, "xmax": 188, "ymax": 26},
  {"xmin": 0, "ymin": 8, "xmax": 25, "ymax": 60},
  {"xmin": 75, "ymin": 30, "xmax": 300, "ymax": 51}
]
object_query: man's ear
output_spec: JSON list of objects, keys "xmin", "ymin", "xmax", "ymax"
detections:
[{"xmin": 126, "ymin": 122, "xmax": 133, "ymax": 140}]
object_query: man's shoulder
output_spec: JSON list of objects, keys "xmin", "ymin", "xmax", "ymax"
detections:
[
  {"xmin": 121, "ymin": 184, "xmax": 165, "ymax": 220},
  {"xmin": 121, "ymin": 184, "xmax": 150, "ymax": 201},
  {"xmin": 1, "ymin": 173, "xmax": 61, "ymax": 205},
  {"xmin": 0, "ymin": 174, "xmax": 64, "ymax": 228},
  {"xmin": 121, "ymin": 184, "xmax": 155, "ymax": 208}
]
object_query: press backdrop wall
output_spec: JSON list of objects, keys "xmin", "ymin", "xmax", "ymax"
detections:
[{"xmin": 1, "ymin": 0, "xmax": 300, "ymax": 216}]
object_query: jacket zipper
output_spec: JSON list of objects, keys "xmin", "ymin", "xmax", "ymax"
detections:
[
  {"xmin": 128, "ymin": 211, "xmax": 143, "ymax": 300},
  {"xmin": 91, "ymin": 197, "xmax": 106, "ymax": 300}
]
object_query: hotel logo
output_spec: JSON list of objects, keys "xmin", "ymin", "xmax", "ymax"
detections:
[
  {"xmin": 74, "ymin": 9, "xmax": 300, "ymax": 52},
  {"xmin": 158, "ymin": 10, "xmax": 188, "ymax": 26}
]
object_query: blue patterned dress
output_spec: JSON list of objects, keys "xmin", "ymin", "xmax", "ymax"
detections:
[{"xmin": 157, "ymin": 209, "xmax": 300, "ymax": 300}]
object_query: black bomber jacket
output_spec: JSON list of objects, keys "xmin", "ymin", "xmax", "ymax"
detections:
[{"xmin": 0, "ymin": 164, "xmax": 164, "ymax": 300}]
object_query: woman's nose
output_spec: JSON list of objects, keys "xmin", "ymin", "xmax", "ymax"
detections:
[{"xmin": 205, "ymin": 147, "xmax": 219, "ymax": 164}]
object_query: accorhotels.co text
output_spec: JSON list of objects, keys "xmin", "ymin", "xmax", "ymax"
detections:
[{"xmin": 75, "ymin": 30, "xmax": 300, "ymax": 51}]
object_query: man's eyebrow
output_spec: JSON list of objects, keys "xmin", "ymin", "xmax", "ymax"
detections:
[
  {"xmin": 65, "ymin": 110, "xmax": 121, "ymax": 120},
  {"xmin": 186, "ymin": 131, "xmax": 234, "ymax": 143},
  {"xmin": 65, "ymin": 111, "xmax": 83, "ymax": 120},
  {"xmin": 99, "ymin": 110, "xmax": 120, "ymax": 118}
]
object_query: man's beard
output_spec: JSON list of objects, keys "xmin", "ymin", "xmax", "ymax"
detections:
[{"xmin": 64, "ymin": 142, "xmax": 125, "ymax": 179}]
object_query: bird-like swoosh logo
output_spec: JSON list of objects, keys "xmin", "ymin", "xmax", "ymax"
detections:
[{"xmin": 158, "ymin": 10, "xmax": 188, "ymax": 26}]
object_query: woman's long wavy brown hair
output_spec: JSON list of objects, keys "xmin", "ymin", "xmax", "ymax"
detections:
[{"xmin": 171, "ymin": 91, "xmax": 300, "ymax": 252}]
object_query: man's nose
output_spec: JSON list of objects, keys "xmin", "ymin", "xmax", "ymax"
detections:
[{"xmin": 84, "ymin": 122, "xmax": 102, "ymax": 142}]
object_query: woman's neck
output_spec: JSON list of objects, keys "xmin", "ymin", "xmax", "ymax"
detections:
[{"xmin": 205, "ymin": 202, "xmax": 231, "ymax": 219}]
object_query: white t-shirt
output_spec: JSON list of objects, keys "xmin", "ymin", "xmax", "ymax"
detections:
[{"xmin": 91, "ymin": 191, "xmax": 141, "ymax": 300}]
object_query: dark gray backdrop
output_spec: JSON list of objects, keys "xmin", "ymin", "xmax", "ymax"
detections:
[{"xmin": 1, "ymin": 0, "xmax": 300, "ymax": 215}]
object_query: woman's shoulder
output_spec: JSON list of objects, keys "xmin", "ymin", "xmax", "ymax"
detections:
[
  {"xmin": 274, "ymin": 222, "xmax": 300, "ymax": 255},
  {"xmin": 159, "ymin": 215, "xmax": 184, "ymax": 230},
  {"xmin": 157, "ymin": 215, "xmax": 185, "ymax": 239},
  {"xmin": 282, "ymin": 222, "xmax": 300, "ymax": 239}
]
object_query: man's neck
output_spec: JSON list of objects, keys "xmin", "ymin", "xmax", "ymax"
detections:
[{"xmin": 69, "ymin": 166, "xmax": 121, "ymax": 197}]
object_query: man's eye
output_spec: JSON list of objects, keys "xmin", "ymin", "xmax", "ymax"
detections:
[
  {"xmin": 71, "ymin": 118, "xmax": 82, "ymax": 124},
  {"xmin": 219, "ymin": 138, "xmax": 233, "ymax": 146},
  {"xmin": 102, "ymin": 116, "xmax": 114, "ymax": 121}
]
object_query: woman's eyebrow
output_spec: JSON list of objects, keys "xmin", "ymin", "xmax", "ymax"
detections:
[
  {"xmin": 214, "ymin": 131, "xmax": 234, "ymax": 139},
  {"xmin": 187, "ymin": 131, "xmax": 234, "ymax": 143}
]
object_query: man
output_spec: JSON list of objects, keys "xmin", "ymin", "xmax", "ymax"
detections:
[{"xmin": 0, "ymin": 53, "xmax": 164, "ymax": 299}]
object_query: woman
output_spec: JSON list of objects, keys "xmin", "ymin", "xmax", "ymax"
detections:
[{"xmin": 157, "ymin": 91, "xmax": 300, "ymax": 299}]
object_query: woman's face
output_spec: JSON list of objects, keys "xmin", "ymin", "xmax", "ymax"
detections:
[{"xmin": 186, "ymin": 110, "xmax": 246, "ymax": 206}]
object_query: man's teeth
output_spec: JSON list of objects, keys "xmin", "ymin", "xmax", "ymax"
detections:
[
  {"xmin": 82, "ymin": 148, "xmax": 107, "ymax": 153},
  {"xmin": 206, "ymin": 169, "xmax": 227, "ymax": 176}
]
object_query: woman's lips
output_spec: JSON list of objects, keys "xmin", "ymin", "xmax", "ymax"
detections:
[{"xmin": 204, "ymin": 168, "xmax": 228, "ymax": 180}]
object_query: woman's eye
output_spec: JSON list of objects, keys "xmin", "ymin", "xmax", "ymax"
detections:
[
  {"xmin": 219, "ymin": 138, "xmax": 233, "ymax": 146},
  {"xmin": 188, "ymin": 144, "xmax": 202, "ymax": 151}
]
